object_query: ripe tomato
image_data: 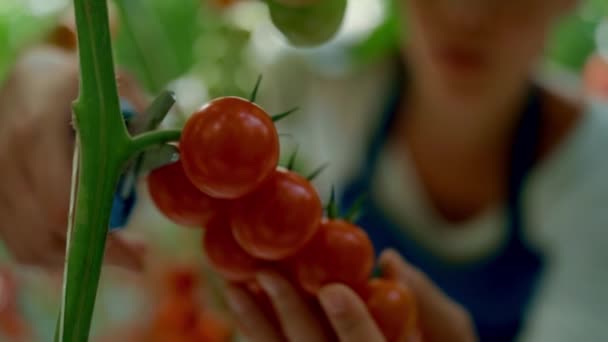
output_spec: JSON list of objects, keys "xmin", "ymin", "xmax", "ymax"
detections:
[
  {"xmin": 290, "ymin": 219, "xmax": 374, "ymax": 295},
  {"xmin": 180, "ymin": 97, "xmax": 279, "ymax": 199},
  {"xmin": 203, "ymin": 216, "xmax": 263, "ymax": 282},
  {"xmin": 364, "ymin": 279, "xmax": 418, "ymax": 342},
  {"xmin": 231, "ymin": 168, "xmax": 322, "ymax": 260},
  {"xmin": 147, "ymin": 160, "xmax": 224, "ymax": 227}
]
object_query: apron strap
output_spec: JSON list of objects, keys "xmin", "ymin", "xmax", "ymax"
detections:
[{"xmin": 506, "ymin": 86, "xmax": 543, "ymax": 242}]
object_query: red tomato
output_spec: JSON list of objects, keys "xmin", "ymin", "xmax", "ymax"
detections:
[
  {"xmin": 231, "ymin": 168, "xmax": 322, "ymax": 260},
  {"xmin": 180, "ymin": 97, "xmax": 279, "ymax": 199},
  {"xmin": 203, "ymin": 216, "xmax": 263, "ymax": 282},
  {"xmin": 364, "ymin": 279, "xmax": 418, "ymax": 342},
  {"xmin": 147, "ymin": 160, "xmax": 223, "ymax": 227},
  {"xmin": 291, "ymin": 219, "xmax": 374, "ymax": 295}
]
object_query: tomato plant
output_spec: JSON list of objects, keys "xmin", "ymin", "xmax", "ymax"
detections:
[
  {"xmin": 180, "ymin": 97, "xmax": 280, "ymax": 199},
  {"xmin": 148, "ymin": 160, "xmax": 224, "ymax": 227},
  {"xmin": 364, "ymin": 279, "xmax": 418, "ymax": 342},
  {"xmin": 59, "ymin": 0, "xmax": 348, "ymax": 338},
  {"xmin": 203, "ymin": 216, "xmax": 264, "ymax": 282},
  {"xmin": 231, "ymin": 168, "xmax": 322, "ymax": 260},
  {"xmin": 290, "ymin": 219, "xmax": 374, "ymax": 295}
]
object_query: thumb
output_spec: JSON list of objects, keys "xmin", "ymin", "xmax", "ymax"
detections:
[
  {"xmin": 378, "ymin": 249, "xmax": 477, "ymax": 342},
  {"xmin": 105, "ymin": 234, "xmax": 146, "ymax": 272}
]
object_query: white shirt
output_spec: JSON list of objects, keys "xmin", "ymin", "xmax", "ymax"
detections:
[{"xmin": 256, "ymin": 53, "xmax": 608, "ymax": 341}]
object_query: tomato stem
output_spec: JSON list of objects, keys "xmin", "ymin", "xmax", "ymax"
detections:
[
  {"xmin": 140, "ymin": 90, "xmax": 176, "ymax": 131},
  {"xmin": 56, "ymin": 1, "xmax": 182, "ymax": 340},
  {"xmin": 129, "ymin": 129, "xmax": 182, "ymax": 156}
]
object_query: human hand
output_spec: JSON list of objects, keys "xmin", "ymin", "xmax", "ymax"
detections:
[
  {"xmin": 223, "ymin": 249, "xmax": 477, "ymax": 341},
  {"xmin": 0, "ymin": 46, "xmax": 146, "ymax": 271}
]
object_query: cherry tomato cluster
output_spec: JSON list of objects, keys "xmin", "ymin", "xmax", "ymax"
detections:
[{"xmin": 148, "ymin": 96, "xmax": 417, "ymax": 341}]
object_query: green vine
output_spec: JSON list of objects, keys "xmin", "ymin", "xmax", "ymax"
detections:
[{"xmin": 56, "ymin": 1, "xmax": 181, "ymax": 340}]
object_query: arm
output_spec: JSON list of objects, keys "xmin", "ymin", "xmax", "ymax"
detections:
[{"xmin": 0, "ymin": 46, "xmax": 144, "ymax": 270}]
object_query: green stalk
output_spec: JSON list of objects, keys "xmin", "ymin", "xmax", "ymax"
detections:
[{"xmin": 56, "ymin": 1, "xmax": 181, "ymax": 340}]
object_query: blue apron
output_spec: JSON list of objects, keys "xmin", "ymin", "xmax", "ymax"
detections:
[{"xmin": 340, "ymin": 78, "xmax": 545, "ymax": 341}]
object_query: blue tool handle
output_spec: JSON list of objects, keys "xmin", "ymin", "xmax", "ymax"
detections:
[
  {"xmin": 109, "ymin": 99, "xmax": 138, "ymax": 231},
  {"xmin": 109, "ymin": 177, "xmax": 137, "ymax": 231}
]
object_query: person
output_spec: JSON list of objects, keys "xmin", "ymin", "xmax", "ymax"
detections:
[
  {"xmin": 223, "ymin": 0, "xmax": 608, "ymax": 341},
  {"xmin": 1, "ymin": 1, "xmax": 607, "ymax": 341}
]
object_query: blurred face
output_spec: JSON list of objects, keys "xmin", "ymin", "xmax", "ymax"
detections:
[{"xmin": 401, "ymin": 0, "xmax": 575, "ymax": 99}]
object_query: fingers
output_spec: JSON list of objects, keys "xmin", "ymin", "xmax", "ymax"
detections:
[
  {"xmin": 224, "ymin": 284, "xmax": 284, "ymax": 342},
  {"xmin": 379, "ymin": 249, "xmax": 477, "ymax": 342},
  {"xmin": 318, "ymin": 284, "xmax": 385, "ymax": 342},
  {"xmin": 257, "ymin": 271, "xmax": 328, "ymax": 342}
]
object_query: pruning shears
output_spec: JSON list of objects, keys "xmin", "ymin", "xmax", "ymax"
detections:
[{"xmin": 109, "ymin": 92, "xmax": 179, "ymax": 230}]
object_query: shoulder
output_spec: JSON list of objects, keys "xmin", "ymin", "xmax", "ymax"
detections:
[
  {"xmin": 532, "ymin": 97, "xmax": 608, "ymax": 197},
  {"xmin": 526, "ymin": 97, "xmax": 608, "ymax": 244},
  {"xmin": 520, "ymin": 100, "xmax": 608, "ymax": 342}
]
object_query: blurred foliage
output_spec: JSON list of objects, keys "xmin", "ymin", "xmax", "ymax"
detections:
[
  {"xmin": 112, "ymin": 0, "xmax": 203, "ymax": 93},
  {"xmin": 546, "ymin": 0, "xmax": 607, "ymax": 71},
  {"xmin": 0, "ymin": 1, "xmax": 59, "ymax": 82},
  {"xmin": 1, "ymin": 0, "xmax": 606, "ymax": 89},
  {"xmin": 112, "ymin": 0, "xmax": 256, "ymax": 100}
]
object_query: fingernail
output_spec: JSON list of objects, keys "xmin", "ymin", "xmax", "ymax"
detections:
[
  {"xmin": 256, "ymin": 272, "xmax": 280, "ymax": 298},
  {"xmin": 319, "ymin": 285, "xmax": 348, "ymax": 316},
  {"xmin": 224, "ymin": 286, "xmax": 247, "ymax": 316}
]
